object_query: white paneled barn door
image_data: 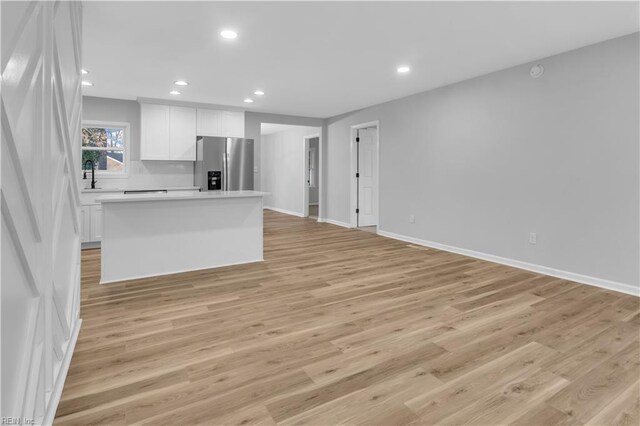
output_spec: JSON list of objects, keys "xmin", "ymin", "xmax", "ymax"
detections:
[{"xmin": 1, "ymin": 1, "xmax": 82, "ymax": 425}]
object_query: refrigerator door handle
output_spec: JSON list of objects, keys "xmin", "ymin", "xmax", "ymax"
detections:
[
  {"xmin": 227, "ymin": 155, "xmax": 231, "ymax": 191},
  {"xmin": 224, "ymin": 138, "xmax": 231, "ymax": 191},
  {"xmin": 222, "ymin": 140, "xmax": 228, "ymax": 191}
]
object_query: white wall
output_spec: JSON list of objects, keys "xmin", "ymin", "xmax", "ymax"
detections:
[
  {"xmin": 244, "ymin": 112, "xmax": 326, "ymax": 213},
  {"xmin": 82, "ymin": 96, "xmax": 194, "ymax": 189},
  {"xmin": 261, "ymin": 126, "xmax": 320, "ymax": 216},
  {"xmin": 326, "ymin": 33, "xmax": 639, "ymax": 293},
  {"xmin": 1, "ymin": 1, "xmax": 83, "ymax": 423}
]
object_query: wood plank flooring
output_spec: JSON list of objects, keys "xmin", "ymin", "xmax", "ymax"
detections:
[{"xmin": 55, "ymin": 211, "xmax": 640, "ymax": 425}]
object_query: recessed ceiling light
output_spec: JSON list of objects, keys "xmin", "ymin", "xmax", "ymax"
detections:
[
  {"xmin": 81, "ymin": 69, "xmax": 89, "ymax": 75},
  {"xmin": 174, "ymin": 80, "xmax": 189, "ymax": 86},
  {"xmin": 244, "ymin": 98, "xmax": 254, "ymax": 103},
  {"xmin": 254, "ymin": 90, "xmax": 265, "ymax": 96},
  {"xmin": 220, "ymin": 30, "xmax": 238, "ymax": 39},
  {"xmin": 397, "ymin": 66, "xmax": 411, "ymax": 74},
  {"xmin": 81, "ymin": 81, "xmax": 93, "ymax": 86},
  {"xmin": 169, "ymin": 90, "xmax": 181, "ymax": 95}
]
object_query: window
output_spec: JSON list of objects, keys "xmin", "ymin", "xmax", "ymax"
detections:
[{"xmin": 81, "ymin": 121, "xmax": 129, "ymax": 176}]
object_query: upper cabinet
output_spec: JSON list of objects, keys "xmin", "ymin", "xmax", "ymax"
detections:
[
  {"xmin": 222, "ymin": 110, "xmax": 245, "ymax": 137},
  {"xmin": 170, "ymin": 106, "xmax": 197, "ymax": 160},
  {"xmin": 141, "ymin": 103, "xmax": 196, "ymax": 161},
  {"xmin": 196, "ymin": 108, "xmax": 222, "ymax": 136},
  {"xmin": 141, "ymin": 103, "xmax": 245, "ymax": 161},
  {"xmin": 196, "ymin": 108, "xmax": 244, "ymax": 138},
  {"xmin": 140, "ymin": 104, "xmax": 172, "ymax": 160}
]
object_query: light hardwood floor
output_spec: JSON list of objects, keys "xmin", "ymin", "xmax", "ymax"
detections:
[{"xmin": 55, "ymin": 211, "xmax": 639, "ymax": 425}]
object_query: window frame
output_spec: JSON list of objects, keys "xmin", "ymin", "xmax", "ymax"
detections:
[{"xmin": 81, "ymin": 120, "xmax": 130, "ymax": 178}]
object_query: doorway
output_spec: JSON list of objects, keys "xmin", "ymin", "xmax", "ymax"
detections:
[
  {"xmin": 307, "ymin": 136, "xmax": 320, "ymax": 219},
  {"xmin": 259, "ymin": 123, "xmax": 322, "ymax": 219},
  {"xmin": 350, "ymin": 122, "xmax": 379, "ymax": 229}
]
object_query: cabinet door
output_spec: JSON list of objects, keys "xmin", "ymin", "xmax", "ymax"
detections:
[
  {"xmin": 141, "ymin": 104, "xmax": 171, "ymax": 160},
  {"xmin": 170, "ymin": 106, "xmax": 197, "ymax": 160},
  {"xmin": 80, "ymin": 206, "xmax": 91, "ymax": 243},
  {"xmin": 90, "ymin": 204, "xmax": 103, "ymax": 241},
  {"xmin": 196, "ymin": 108, "xmax": 222, "ymax": 137},
  {"xmin": 222, "ymin": 111, "xmax": 245, "ymax": 137}
]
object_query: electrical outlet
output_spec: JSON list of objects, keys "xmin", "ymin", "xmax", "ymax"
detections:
[
  {"xmin": 409, "ymin": 214, "xmax": 415, "ymax": 224},
  {"xmin": 529, "ymin": 232, "xmax": 537, "ymax": 245}
]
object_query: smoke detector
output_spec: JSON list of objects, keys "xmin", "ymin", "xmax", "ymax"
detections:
[{"xmin": 530, "ymin": 64, "xmax": 544, "ymax": 79}]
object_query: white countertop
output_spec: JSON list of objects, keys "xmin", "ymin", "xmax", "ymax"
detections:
[
  {"xmin": 97, "ymin": 190, "xmax": 267, "ymax": 203},
  {"xmin": 81, "ymin": 186, "xmax": 200, "ymax": 193}
]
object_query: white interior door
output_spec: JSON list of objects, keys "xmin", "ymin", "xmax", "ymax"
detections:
[{"xmin": 357, "ymin": 127, "xmax": 378, "ymax": 227}]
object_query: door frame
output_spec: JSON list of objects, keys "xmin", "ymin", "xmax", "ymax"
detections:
[
  {"xmin": 350, "ymin": 121, "xmax": 380, "ymax": 228},
  {"xmin": 303, "ymin": 132, "xmax": 321, "ymax": 218}
]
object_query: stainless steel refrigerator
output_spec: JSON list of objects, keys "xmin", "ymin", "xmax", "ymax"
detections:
[{"xmin": 194, "ymin": 136, "xmax": 254, "ymax": 191}]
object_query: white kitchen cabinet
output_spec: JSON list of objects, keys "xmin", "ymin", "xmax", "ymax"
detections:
[
  {"xmin": 170, "ymin": 106, "xmax": 197, "ymax": 160},
  {"xmin": 140, "ymin": 104, "xmax": 197, "ymax": 160},
  {"xmin": 196, "ymin": 108, "xmax": 222, "ymax": 136},
  {"xmin": 90, "ymin": 204, "xmax": 103, "ymax": 241},
  {"xmin": 196, "ymin": 108, "xmax": 244, "ymax": 137},
  {"xmin": 140, "ymin": 103, "xmax": 171, "ymax": 160},
  {"xmin": 80, "ymin": 206, "xmax": 91, "ymax": 243},
  {"xmin": 222, "ymin": 110, "xmax": 244, "ymax": 137}
]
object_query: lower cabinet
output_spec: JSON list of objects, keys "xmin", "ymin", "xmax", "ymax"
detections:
[
  {"xmin": 81, "ymin": 204, "xmax": 103, "ymax": 245},
  {"xmin": 90, "ymin": 205, "xmax": 103, "ymax": 241},
  {"xmin": 81, "ymin": 205, "xmax": 91, "ymax": 242}
]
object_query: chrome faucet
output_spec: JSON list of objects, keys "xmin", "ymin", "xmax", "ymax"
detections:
[{"xmin": 83, "ymin": 160, "xmax": 97, "ymax": 189}]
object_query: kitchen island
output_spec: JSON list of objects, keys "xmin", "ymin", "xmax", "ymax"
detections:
[{"xmin": 97, "ymin": 191, "xmax": 266, "ymax": 284}]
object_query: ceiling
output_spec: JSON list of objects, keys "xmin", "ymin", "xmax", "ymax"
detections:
[{"xmin": 82, "ymin": 1, "xmax": 639, "ymax": 118}]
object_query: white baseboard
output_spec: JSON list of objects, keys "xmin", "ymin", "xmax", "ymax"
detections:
[
  {"xmin": 308, "ymin": 203, "xmax": 319, "ymax": 206},
  {"xmin": 317, "ymin": 218, "xmax": 353, "ymax": 228},
  {"xmin": 377, "ymin": 229, "xmax": 639, "ymax": 297},
  {"xmin": 42, "ymin": 318, "xmax": 82, "ymax": 426},
  {"xmin": 263, "ymin": 206, "xmax": 305, "ymax": 218}
]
